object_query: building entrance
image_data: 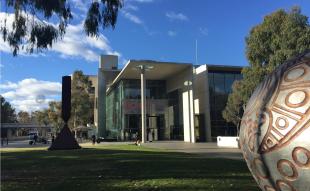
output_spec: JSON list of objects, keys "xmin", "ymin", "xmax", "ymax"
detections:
[
  {"xmin": 195, "ymin": 114, "xmax": 205, "ymax": 142},
  {"xmin": 124, "ymin": 114, "xmax": 140, "ymax": 141},
  {"xmin": 147, "ymin": 114, "xmax": 165, "ymax": 141},
  {"xmin": 125, "ymin": 114, "xmax": 165, "ymax": 141}
]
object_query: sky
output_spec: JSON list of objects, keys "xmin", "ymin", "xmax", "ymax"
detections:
[{"xmin": 0, "ymin": 0, "xmax": 310, "ymax": 112}]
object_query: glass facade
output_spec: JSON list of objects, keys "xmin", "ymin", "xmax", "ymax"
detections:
[
  {"xmin": 167, "ymin": 90, "xmax": 183, "ymax": 140},
  {"xmin": 208, "ymin": 71, "xmax": 242, "ymax": 140},
  {"xmin": 106, "ymin": 81, "xmax": 123, "ymax": 139},
  {"xmin": 106, "ymin": 79, "xmax": 169, "ymax": 140},
  {"xmin": 104, "ymin": 66, "xmax": 242, "ymax": 142},
  {"xmin": 123, "ymin": 79, "xmax": 166, "ymax": 99}
]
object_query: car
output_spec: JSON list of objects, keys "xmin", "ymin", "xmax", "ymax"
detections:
[
  {"xmin": 96, "ymin": 137, "xmax": 117, "ymax": 143},
  {"xmin": 29, "ymin": 136, "xmax": 48, "ymax": 145}
]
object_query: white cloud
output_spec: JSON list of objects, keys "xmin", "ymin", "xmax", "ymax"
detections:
[
  {"xmin": 51, "ymin": 22, "xmax": 121, "ymax": 61},
  {"xmin": 121, "ymin": 10, "xmax": 143, "ymax": 24},
  {"xmin": 0, "ymin": 13, "xmax": 42, "ymax": 56},
  {"xmin": 124, "ymin": 4, "xmax": 139, "ymax": 11},
  {"xmin": 199, "ymin": 27, "xmax": 208, "ymax": 36},
  {"xmin": 168, "ymin": 30, "xmax": 177, "ymax": 37},
  {"xmin": 166, "ymin": 12, "xmax": 189, "ymax": 22},
  {"xmin": 0, "ymin": 12, "xmax": 46, "ymax": 56},
  {"xmin": 0, "ymin": 12, "xmax": 121, "ymax": 62},
  {"xmin": 10, "ymin": 98, "xmax": 55, "ymax": 112},
  {"xmin": 0, "ymin": 38, "xmax": 11, "ymax": 54},
  {"xmin": 70, "ymin": 0, "xmax": 88, "ymax": 13},
  {"xmin": 0, "ymin": 81, "xmax": 18, "ymax": 89},
  {"xmin": 1, "ymin": 78, "xmax": 61, "ymax": 112}
]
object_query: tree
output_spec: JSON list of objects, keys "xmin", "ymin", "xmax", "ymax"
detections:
[
  {"xmin": 17, "ymin": 111, "xmax": 31, "ymax": 123},
  {"xmin": 70, "ymin": 71, "xmax": 94, "ymax": 129},
  {"xmin": 222, "ymin": 81, "xmax": 244, "ymax": 135},
  {"xmin": 1, "ymin": 0, "xmax": 123, "ymax": 56},
  {"xmin": 223, "ymin": 7, "xmax": 310, "ymax": 129},
  {"xmin": 1, "ymin": 96, "xmax": 17, "ymax": 123},
  {"xmin": 46, "ymin": 101, "xmax": 63, "ymax": 132},
  {"xmin": 32, "ymin": 110, "xmax": 49, "ymax": 126},
  {"xmin": 30, "ymin": 72, "xmax": 95, "ymax": 132}
]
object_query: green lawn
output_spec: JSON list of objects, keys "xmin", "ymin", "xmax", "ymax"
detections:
[{"xmin": 1, "ymin": 144, "xmax": 259, "ymax": 191}]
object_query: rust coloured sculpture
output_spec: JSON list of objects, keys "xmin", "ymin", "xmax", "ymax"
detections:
[{"xmin": 48, "ymin": 76, "xmax": 81, "ymax": 150}]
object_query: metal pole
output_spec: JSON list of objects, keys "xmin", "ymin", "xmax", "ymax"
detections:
[
  {"xmin": 188, "ymin": 84, "xmax": 192, "ymax": 143},
  {"xmin": 141, "ymin": 67, "xmax": 146, "ymax": 143},
  {"xmin": 195, "ymin": 39, "xmax": 198, "ymax": 65}
]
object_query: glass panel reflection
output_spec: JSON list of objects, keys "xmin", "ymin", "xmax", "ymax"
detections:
[{"xmin": 208, "ymin": 71, "xmax": 242, "ymax": 139}]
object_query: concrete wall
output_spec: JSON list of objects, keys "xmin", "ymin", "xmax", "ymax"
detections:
[
  {"xmin": 166, "ymin": 66, "xmax": 195, "ymax": 143},
  {"xmin": 166, "ymin": 67, "xmax": 192, "ymax": 92},
  {"xmin": 193, "ymin": 65, "xmax": 212, "ymax": 142},
  {"xmin": 96, "ymin": 55, "xmax": 119, "ymax": 137},
  {"xmin": 88, "ymin": 76, "xmax": 98, "ymax": 129}
]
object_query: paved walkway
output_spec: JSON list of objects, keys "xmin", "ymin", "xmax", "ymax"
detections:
[
  {"xmin": 0, "ymin": 140, "xmax": 50, "ymax": 148},
  {"xmin": 143, "ymin": 141, "xmax": 243, "ymax": 160},
  {"xmin": 1, "ymin": 140, "xmax": 243, "ymax": 160},
  {"xmin": 85, "ymin": 141, "xmax": 243, "ymax": 160}
]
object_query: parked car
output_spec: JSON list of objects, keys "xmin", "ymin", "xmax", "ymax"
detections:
[
  {"xmin": 29, "ymin": 135, "xmax": 48, "ymax": 145},
  {"xmin": 96, "ymin": 137, "xmax": 117, "ymax": 143}
]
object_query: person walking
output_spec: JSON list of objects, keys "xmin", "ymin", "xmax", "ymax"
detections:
[
  {"xmin": 33, "ymin": 134, "xmax": 38, "ymax": 145},
  {"xmin": 135, "ymin": 132, "xmax": 141, "ymax": 146},
  {"xmin": 91, "ymin": 135, "xmax": 96, "ymax": 145}
]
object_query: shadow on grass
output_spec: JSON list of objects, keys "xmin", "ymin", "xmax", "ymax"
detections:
[{"xmin": 1, "ymin": 145, "xmax": 259, "ymax": 191}]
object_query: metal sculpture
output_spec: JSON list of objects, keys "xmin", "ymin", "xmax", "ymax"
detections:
[
  {"xmin": 239, "ymin": 51, "xmax": 310, "ymax": 191},
  {"xmin": 48, "ymin": 76, "xmax": 81, "ymax": 150}
]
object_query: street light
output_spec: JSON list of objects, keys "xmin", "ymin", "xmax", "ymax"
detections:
[{"xmin": 135, "ymin": 64, "xmax": 154, "ymax": 143}]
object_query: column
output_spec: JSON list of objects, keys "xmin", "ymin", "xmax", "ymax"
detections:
[{"xmin": 141, "ymin": 68, "xmax": 146, "ymax": 143}]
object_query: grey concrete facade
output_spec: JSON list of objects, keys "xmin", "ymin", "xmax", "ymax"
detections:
[
  {"xmin": 193, "ymin": 65, "xmax": 212, "ymax": 142},
  {"xmin": 89, "ymin": 55, "xmax": 242, "ymax": 143},
  {"xmin": 94, "ymin": 55, "xmax": 120, "ymax": 137}
]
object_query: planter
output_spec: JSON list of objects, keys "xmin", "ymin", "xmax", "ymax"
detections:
[{"xmin": 217, "ymin": 136, "xmax": 239, "ymax": 148}]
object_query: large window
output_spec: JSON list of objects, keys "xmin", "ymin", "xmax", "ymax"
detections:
[
  {"xmin": 123, "ymin": 80, "xmax": 166, "ymax": 99},
  {"xmin": 208, "ymin": 71, "xmax": 242, "ymax": 139},
  {"xmin": 106, "ymin": 79, "xmax": 167, "ymax": 140},
  {"xmin": 106, "ymin": 81, "xmax": 123, "ymax": 139},
  {"xmin": 167, "ymin": 89, "xmax": 183, "ymax": 140}
]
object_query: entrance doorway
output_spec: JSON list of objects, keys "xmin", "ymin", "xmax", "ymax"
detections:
[
  {"xmin": 195, "ymin": 114, "xmax": 205, "ymax": 142},
  {"xmin": 124, "ymin": 114, "xmax": 140, "ymax": 141},
  {"xmin": 147, "ymin": 114, "xmax": 165, "ymax": 141}
]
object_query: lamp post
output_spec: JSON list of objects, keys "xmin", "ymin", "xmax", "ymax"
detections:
[{"xmin": 135, "ymin": 65, "xmax": 153, "ymax": 143}]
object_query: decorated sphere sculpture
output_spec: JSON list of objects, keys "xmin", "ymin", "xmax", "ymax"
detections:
[{"xmin": 239, "ymin": 51, "xmax": 310, "ymax": 191}]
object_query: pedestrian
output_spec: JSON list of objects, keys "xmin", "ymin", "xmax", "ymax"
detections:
[
  {"xmin": 34, "ymin": 134, "xmax": 38, "ymax": 145},
  {"xmin": 91, "ymin": 135, "xmax": 96, "ymax": 145},
  {"xmin": 52, "ymin": 135, "xmax": 55, "ymax": 143},
  {"xmin": 135, "ymin": 132, "xmax": 141, "ymax": 146}
]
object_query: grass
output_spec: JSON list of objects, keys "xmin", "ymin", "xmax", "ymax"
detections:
[{"xmin": 1, "ymin": 144, "xmax": 260, "ymax": 191}]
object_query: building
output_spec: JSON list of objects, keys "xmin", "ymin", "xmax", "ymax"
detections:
[
  {"xmin": 1, "ymin": 123, "xmax": 52, "ymax": 141},
  {"xmin": 89, "ymin": 55, "xmax": 242, "ymax": 143}
]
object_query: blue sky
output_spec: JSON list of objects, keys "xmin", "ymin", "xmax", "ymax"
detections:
[{"xmin": 0, "ymin": 0, "xmax": 310, "ymax": 111}]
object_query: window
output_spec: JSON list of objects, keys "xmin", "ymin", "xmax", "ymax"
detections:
[
  {"xmin": 208, "ymin": 71, "xmax": 242, "ymax": 138},
  {"xmin": 213, "ymin": 73, "xmax": 225, "ymax": 94},
  {"xmin": 224, "ymin": 74, "xmax": 235, "ymax": 93}
]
